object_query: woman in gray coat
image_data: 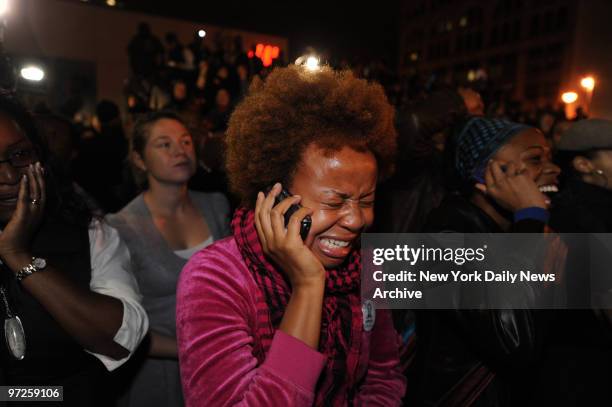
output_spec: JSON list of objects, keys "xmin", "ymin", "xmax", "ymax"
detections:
[{"xmin": 108, "ymin": 111, "xmax": 230, "ymax": 407}]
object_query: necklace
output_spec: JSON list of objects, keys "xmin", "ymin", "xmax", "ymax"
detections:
[{"xmin": 0, "ymin": 285, "xmax": 26, "ymax": 360}]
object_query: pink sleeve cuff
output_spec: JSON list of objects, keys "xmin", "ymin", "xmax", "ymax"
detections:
[{"xmin": 263, "ymin": 330, "xmax": 327, "ymax": 392}]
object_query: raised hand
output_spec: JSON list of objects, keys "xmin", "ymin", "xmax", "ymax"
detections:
[
  {"xmin": 254, "ymin": 182, "xmax": 325, "ymax": 289},
  {"xmin": 0, "ymin": 162, "xmax": 46, "ymax": 269},
  {"xmin": 476, "ymin": 160, "xmax": 549, "ymax": 212}
]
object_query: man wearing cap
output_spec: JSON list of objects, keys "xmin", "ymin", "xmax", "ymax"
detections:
[
  {"xmin": 546, "ymin": 118, "xmax": 612, "ymax": 407},
  {"xmin": 552, "ymin": 118, "xmax": 612, "ymax": 232}
]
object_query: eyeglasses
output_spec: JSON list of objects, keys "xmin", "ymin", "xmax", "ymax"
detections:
[{"xmin": 0, "ymin": 149, "xmax": 38, "ymax": 168}]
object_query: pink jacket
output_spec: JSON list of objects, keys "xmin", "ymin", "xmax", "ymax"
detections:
[{"xmin": 176, "ymin": 237, "xmax": 406, "ymax": 406}]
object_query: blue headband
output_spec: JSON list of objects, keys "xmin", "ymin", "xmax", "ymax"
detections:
[{"xmin": 455, "ymin": 117, "xmax": 530, "ymax": 182}]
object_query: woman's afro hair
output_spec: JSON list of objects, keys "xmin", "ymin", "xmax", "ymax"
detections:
[{"xmin": 226, "ymin": 65, "xmax": 397, "ymax": 207}]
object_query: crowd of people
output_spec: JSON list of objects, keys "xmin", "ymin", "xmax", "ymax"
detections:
[{"xmin": 0, "ymin": 19, "xmax": 611, "ymax": 407}]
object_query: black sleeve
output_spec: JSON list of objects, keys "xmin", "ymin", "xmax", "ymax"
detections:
[{"xmin": 510, "ymin": 218, "xmax": 546, "ymax": 233}]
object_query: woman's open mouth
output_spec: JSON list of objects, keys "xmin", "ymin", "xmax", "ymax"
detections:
[
  {"xmin": 318, "ymin": 237, "xmax": 354, "ymax": 259},
  {"xmin": 538, "ymin": 184, "xmax": 559, "ymax": 194}
]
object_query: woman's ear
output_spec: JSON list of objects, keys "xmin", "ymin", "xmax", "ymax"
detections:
[
  {"xmin": 572, "ymin": 155, "xmax": 594, "ymax": 175},
  {"xmin": 131, "ymin": 151, "xmax": 147, "ymax": 172}
]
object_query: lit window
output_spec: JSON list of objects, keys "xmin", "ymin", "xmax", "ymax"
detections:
[{"xmin": 460, "ymin": 16, "xmax": 468, "ymax": 27}]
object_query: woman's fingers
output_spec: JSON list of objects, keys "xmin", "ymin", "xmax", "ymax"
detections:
[
  {"xmin": 485, "ymin": 160, "xmax": 517, "ymax": 211},
  {"xmin": 270, "ymin": 195, "xmax": 301, "ymax": 238},
  {"xmin": 503, "ymin": 162, "xmax": 520, "ymax": 192},
  {"xmin": 13, "ymin": 174, "xmax": 29, "ymax": 222},
  {"xmin": 254, "ymin": 191, "xmax": 263, "ymax": 219},
  {"xmin": 27, "ymin": 164, "xmax": 38, "ymax": 202},
  {"xmin": 505, "ymin": 162, "xmax": 518, "ymax": 177},
  {"xmin": 256, "ymin": 183, "xmax": 283, "ymax": 252},
  {"xmin": 484, "ymin": 161, "xmax": 495, "ymax": 189},
  {"xmin": 483, "ymin": 159, "xmax": 550, "ymax": 211},
  {"xmin": 254, "ymin": 191, "xmax": 268, "ymax": 250},
  {"xmin": 490, "ymin": 160, "xmax": 507, "ymax": 185},
  {"xmin": 286, "ymin": 207, "xmax": 312, "ymax": 241},
  {"xmin": 28, "ymin": 163, "xmax": 45, "ymax": 222},
  {"xmin": 36, "ymin": 162, "xmax": 47, "ymax": 209},
  {"xmin": 259, "ymin": 184, "xmax": 280, "ymax": 236}
]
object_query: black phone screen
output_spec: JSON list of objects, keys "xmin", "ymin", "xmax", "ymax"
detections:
[{"xmin": 274, "ymin": 188, "xmax": 312, "ymax": 241}]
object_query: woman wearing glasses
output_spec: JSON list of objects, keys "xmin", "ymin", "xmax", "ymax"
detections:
[
  {"xmin": 0, "ymin": 92, "xmax": 148, "ymax": 404},
  {"xmin": 107, "ymin": 111, "xmax": 231, "ymax": 407}
]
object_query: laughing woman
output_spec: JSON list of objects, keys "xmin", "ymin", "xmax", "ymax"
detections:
[
  {"xmin": 415, "ymin": 117, "xmax": 561, "ymax": 407},
  {"xmin": 176, "ymin": 66, "xmax": 406, "ymax": 406}
]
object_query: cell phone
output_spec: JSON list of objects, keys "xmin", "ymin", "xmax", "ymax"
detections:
[{"xmin": 273, "ymin": 188, "xmax": 312, "ymax": 241}]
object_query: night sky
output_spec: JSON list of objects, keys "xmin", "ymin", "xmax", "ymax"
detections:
[{"xmin": 92, "ymin": 0, "xmax": 401, "ymax": 64}]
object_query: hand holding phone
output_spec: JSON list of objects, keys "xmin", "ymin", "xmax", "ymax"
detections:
[
  {"xmin": 274, "ymin": 188, "xmax": 312, "ymax": 241},
  {"xmin": 255, "ymin": 183, "xmax": 324, "ymax": 289}
]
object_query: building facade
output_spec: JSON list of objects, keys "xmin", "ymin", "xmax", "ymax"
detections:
[
  {"xmin": 398, "ymin": 0, "xmax": 612, "ymax": 118},
  {"xmin": 4, "ymin": 0, "xmax": 288, "ymax": 114}
]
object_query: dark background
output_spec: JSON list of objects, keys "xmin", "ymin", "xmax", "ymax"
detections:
[{"xmin": 82, "ymin": 0, "xmax": 401, "ymax": 65}]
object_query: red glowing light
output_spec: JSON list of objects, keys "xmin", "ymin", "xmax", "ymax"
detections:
[{"xmin": 253, "ymin": 43, "xmax": 281, "ymax": 67}]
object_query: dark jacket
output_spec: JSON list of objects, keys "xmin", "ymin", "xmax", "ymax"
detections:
[
  {"xmin": 0, "ymin": 218, "xmax": 109, "ymax": 407},
  {"xmin": 542, "ymin": 179, "xmax": 612, "ymax": 407},
  {"xmin": 407, "ymin": 194, "xmax": 546, "ymax": 407},
  {"xmin": 550, "ymin": 178, "xmax": 612, "ymax": 233}
]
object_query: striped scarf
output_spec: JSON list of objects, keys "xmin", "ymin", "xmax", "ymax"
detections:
[{"xmin": 232, "ymin": 207, "xmax": 363, "ymax": 406}]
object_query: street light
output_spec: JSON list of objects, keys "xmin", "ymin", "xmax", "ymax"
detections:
[
  {"xmin": 561, "ymin": 91, "xmax": 579, "ymax": 119},
  {"xmin": 580, "ymin": 76, "xmax": 595, "ymax": 114},
  {"xmin": 580, "ymin": 76, "xmax": 595, "ymax": 92},
  {"xmin": 198, "ymin": 29, "xmax": 206, "ymax": 38},
  {"xmin": 295, "ymin": 54, "xmax": 321, "ymax": 71},
  {"xmin": 305, "ymin": 56, "xmax": 320, "ymax": 71},
  {"xmin": 561, "ymin": 91, "xmax": 578, "ymax": 104},
  {"xmin": 20, "ymin": 66, "xmax": 45, "ymax": 82},
  {"xmin": 0, "ymin": 0, "xmax": 9, "ymax": 17}
]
